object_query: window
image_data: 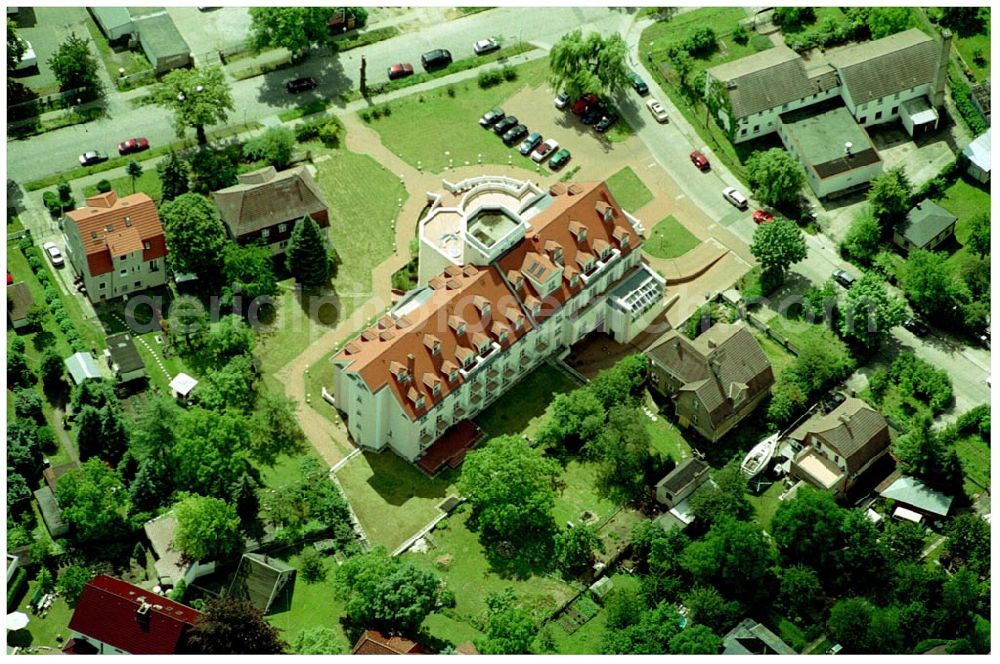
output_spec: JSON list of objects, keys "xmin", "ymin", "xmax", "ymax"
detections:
[
  {"xmin": 143, "ymin": 241, "xmax": 151, "ymax": 250},
  {"xmin": 894, "ymin": 92, "xmax": 900, "ymax": 100},
  {"xmin": 741, "ymin": 128, "xmax": 748, "ymax": 136},
  {"xmin": 859, "ymin": 116, "xmax": 867, "ymax": 124},
  {"xmin": 480, "ymin": 303, "xmax": 490, "ymax": 317},
  {"xmin": 432, "ymin": 342, "xmax": 441, "ymax": 356},
  {"xmin": 149, "ymin": 260, "xmax": 159, "ymax": 271},
  {"xmin": 891, "ymin": 106, "xmax": 898, "ymax": 116},
  {"xmin": 98, "ymin": 282, "xmax": 106, "ymax": 290},
  {"xmin": 134, "ymin": 281, "xmax": 141, "ymax": 288},
  {"xmin": 261, "ymin": 228, "xmax": 270, "ymax": 238},
  {"xmin": 119, "ymin": 255, "xmax": 127, "ymax": 261},
  {"xmin": 457, "ymin": 323, "xmax": 466, "ymax": 336},
  {"xmin": 514, "ymin": 317, "xmax": 523, "ymax": 331},
  {"xmin": 124, "ymin": 217, "xmax": 132, "ymax": 227},
  {"xmin": 449, "ymin": 369, "xmax": 458, "ymax": 382},
  {"xmin": 278, "ymin": 223, "xmax": 287, "ymax": 233},
  {"xmin": 432, "ymin": 383, "xmax": 441, "ymax": 396},
  {"xmin": 415, "ymin": 397, "xmax": 425, "ymax": 410},
  {"xmin": 875, "ymin": 110, "xmax": 883, "ymax": 120},
  {"xmin": 577, "ymin": 227, "xmax": 587, "ymax": 242},
  {"xmin": 499, "ymin": 330, "xmax": 508, "ymax": 344},
  {"xmin": 120, "ymin": 269, "xmax": 127, "ymax": 277},
  {"xmin": 753, "ymin": 125, "xmax": 760, "ymax": 132},
  {"xmin": 570, "ymin": 275, "xmax": 579, "ymax": 288}
]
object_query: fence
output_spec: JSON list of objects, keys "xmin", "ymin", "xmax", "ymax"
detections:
[{"xmin": 8, "ymin": 86, "xmax": 93, "ymax": 121}]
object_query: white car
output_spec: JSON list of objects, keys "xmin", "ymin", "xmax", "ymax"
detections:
[
  {"xmin": 473, "ymin": 38, "xmax": 500, "ymax": 55},
  {"xmin": 43, "ymin": 242, "xmax": 64, "ymax": 267},
  {"xmin": 531, "ymin": 138, "xmax": 559, "ymax": 163},
  {"xmin": 722, "ymin": 186, "xmax": 748, "ymax": 210},
  {"xmin": 645, "ymin": 98, "xmax": 669, "ymax": 123}
]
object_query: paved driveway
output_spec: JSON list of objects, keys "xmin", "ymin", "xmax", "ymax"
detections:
[
  {"xmin": 8, "ymin": 5, "xmax": 93, "ymax": 95},
  {"xmin": 166, "ymin": 6, "xmax": 253, "ymax": 61}
]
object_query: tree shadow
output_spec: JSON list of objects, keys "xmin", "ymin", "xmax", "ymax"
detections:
[
  {"xmin": 255, "ymin": 46, "xmax": 354, "ymax": 111},
  {"xmin": 362, "ymin": 451, "xmax": 451, "ymax": 507}
]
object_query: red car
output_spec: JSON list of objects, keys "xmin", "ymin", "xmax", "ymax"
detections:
[
  {"xmin": 571, "ymin": 94, "xmax": 599, "ymax": 116},
  {"xmin": 689, "ymin": 150, "xmax": 710, "ymax": 171},
  {"xmin": 7, "ymin": 271, "xmax": 13, "ymax": 285},
  {"xmin": 387, "ymin": 63, "xmax": 414, "ymax": 80},
  {"xmin": 118, "ymin": 137, "xmax": 149, "ymax": 156},
  {"xmin": 753, "ymin": 209, "xmax": 774, "ymax": 225}
]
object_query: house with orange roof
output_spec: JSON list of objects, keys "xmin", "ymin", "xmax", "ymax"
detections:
[
  {"xmin": 331, "ymin": 176, "xmax": 665, "ymax": 470},
  {"xmin": 62, "ymin": 191, "xmax": 167, "ymax": 303}
]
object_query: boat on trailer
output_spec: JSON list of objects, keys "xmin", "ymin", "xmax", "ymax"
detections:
[{"xmin": 741, "ymin": 433, "xmax": 779, "ymax": 479}]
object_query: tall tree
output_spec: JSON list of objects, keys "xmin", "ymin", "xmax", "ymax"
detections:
[
  {"xmin": 170, "ymin": 407, "xmax": 251, "ymax": 499},
  {"xmin": 586, "ymin": 354, "xmax": 648, "ymax": 410},
  {"xmin": 56, "ymin": 458, "xmax": 130, "ymax": 543},
  {"xmin": 839, "ymin": 206, "xmax": 881, "ymax": 265},
  {"xmin": 881, "ymin": 519, "xmax": 927, "ymax": 565},
  {"xmin": 56, "ymin": 565, "xmax": 96, "ymax": 606},
  {"xmin": 548, "ymin": 29, "xmax": 629, "ymax": 100},
  {"xmin": 173, "ymin": 493, "xmax": 243, "ymax": 561},
  {"xmin": 248, "ymin": 7, "xmax": 340, "ymax": 56},
  {"xmin": 943, "ymin": 513, "xmax": 990, "ymax": 577},
  {"xmin": 827, "ymin": 597, "xmax": 873, "ymax": 653},
  {"xmin": 894, "ymin": 415, "xmax": 964, "ymax": 495},
  {"xmin": 681, "ymin": 517, "xmax": 776, "ymax": 604},
  {"xmin": 837, "ymin": 271, "xmax": 906, "ymax": 350},
  {"xmin": 965, "ymin": 211, "xmax": 989, "ymax": 257},
  {"xmin": 866, "ymin": 6, "xmax": 912, "ymax": 39},
  {"xmin": 156, "ymin": 150, "xmax": 190, "ymax": 201},
  {"xmin": 159, "ymin": 193, "xmax": 228, "ymax": 281},
  {"xmin": 129, "ymin": 394, "xmax": 182, "ymax": 464},
  {"xmin": 669, "ymin": 624, "xmax": 721, "ymax": 654},
  {"xmin": 248, "ymin": 391, "xmax": 306, "ymax": 466},
  {"xmin": 286, "ymin": 215, "xmax": 338, "ymax": 287},
  {"xmin": 600, "ymin": 601, "xmax": 683, "ymax": 654},
  {"xmin": 777, "ymin": 564, "xmax": 825, "ymax": 622},
  {"xmin": 74, "ymin": 404, "xmax": 106, "ymax": 461},
  {"xmin": 7, "ymin": 18, "xmax": 26, "ymax": 70},
  {"xmin": 867, "ymin": 166, "xmax": 912, "ymax": 229},
  {"xmin": 537, "ymin": 388, "xmax": 605, "ymax": 451},
  {"xmin": 40, "ymin": 348, "xmax": 64, "ymax": 389},
  {"xmin": 586, "ymin": 404, "xmax": 652, "ymax": 502},
  {"xmin": 554, "ymin": 524, "xmax": 604, "ymax": 575},
  {"xmin": 125, "ymin": 159, "xmax": 143, "ymax": 194},
  {"xmin": 207, "ymin": 314, "xmax": 255, "ymax": 364},
  {"xmin": 682, "ymin": 585, "xmax": 742, "ymax": 635},
  {"xmin": 242, "ymin": 126, "xmax": 296, "ymax": 170},
  {"xmin": 688, "ymin": 459, "xmax": 753, "ymax": 527},
  {"xmin": 771, "ymin": 487, "xmax": 845, "ymax": 577},
  {"xmin": 184, "ymin": 594, "xmax": 286, "ymax": 654},
  {"xmin": 154, "ymin": 66, "xmax": 234, "ymax": 145},
  {"xmin": 749, "ymin": 218, "xmax": 807, "ymax": 291},
  {"xmin": 745, "ymin": 148, "xmax": 806, "ymax": 208},
  {"xmin": 47, "ymin": 32, "xmax": 102, "ymax": 95},
  {"xmin": 477, "ymin": 589, "xmax": 538, "ymax": 655},
  {"xmin": 222, "ymin": 242, "xmax": 278, "ymax": 304},
  {"xmin": 901, "ymin": 248, "xmax": 969, "ymax": 320}
]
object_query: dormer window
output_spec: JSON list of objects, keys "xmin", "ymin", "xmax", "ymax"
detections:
[
  {"xmin": 514, "ymin": 317, "xmax": 523, "ymax": 331},
  {"xmin": 432, "ymin": 383, "xmax": 441, "ymax": 396},
  {"xmin": 621, "ymin": 233, "xmax": 630, "ymax": 247},
  {"xmin": 570, "ymin": 275, "xmax": 580, "ymax": 288},
  {"xmin": 449, "ymin": 369, "xmax": 459, "ymax": 382},
  {"xmin": 124, "ymin": 216, "xmax": 132, "ymax": 227},
  {"xmin": 499, "ymin": 330, "xmax": 509, "ymax": 343},
  {"xmin": 457, "ymin": 323, "xmax": 466, "ymax": 336},
  {"xmin": 416, "ymin": 396, "xmax": 426, "ymax": 410},
  {"xmin": 481, "ymin": 303, "xmax": 490, "ymax": 317},
  {"xmin": 143, "ymin": 241, "xmax": 151, "ymax": 250},
  {"xmin": 554, "ymin": 249, "xmax": 563, "ymax": 264}
]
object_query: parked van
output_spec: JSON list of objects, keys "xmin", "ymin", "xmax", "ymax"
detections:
[
  {"xmin": 421, "ymin": 49, "xmax": 452, "ymax": 71},
  {"xmin": 14, "ymin": 40, "xmax": 36, "ymax": 71}
]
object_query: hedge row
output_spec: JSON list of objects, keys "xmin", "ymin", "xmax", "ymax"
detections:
[
  {"xmin": 949, "ymin": 73, "xmax": 988, "ymax": 135},
  {"xmin": 6, "ymin": 568, "xmax": 28, "ymax": 612},
  {"xmin": 21, "ymin": 243, "xmax": 86, "ymax": 352}
]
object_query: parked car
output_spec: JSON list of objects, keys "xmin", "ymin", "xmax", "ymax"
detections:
[
  {"xmin": 502, "ymin": 124, "xmax": 529, "ymax": 146},
  {"xmin": 518, "ymin": 131, "xmax": 542, "ymax": 155},
  {"xmin": 79, "ymin": 150, "xmax": 108, "ymax": 167},
  {"xmin": 645, "ymin": 99, "xmax": 669, "ymax": 123},
  {"xmin": 479, "ymin": 107, "xmax": 505, "ymax": 128},
  {"xmin": 42, "ymin": 242, "xmax": 64, "ymax": 267},
  {"xmin": 722, "ymin": 186, "xmax": 748, "ymax": 210},
  {"xmin": 752, "ymin": 210, "xmax": 774, "ymax": 225},
  {"xmin": 902, "ymin": 317, "xmax": 930, "ymax": 337},
  {"xmin": 832, "ymin": 268, "xmax": 856, "ymax": 288},
  {"xmin": 532, "ymin": 138, "xmax": 558, "ymax": 162},
  {"xmin": 493, "ymin": 115, "xmax": 518, "ymax": 135},
  {"xmin": 473, "ymin": 38, "xmax": 500, "ymax": 55},
  {"xmin": 581, "ymin": 104, "xmax": 607, "ymax": 125},
  {"xmin": 13, "ymin": 40, "xmax": 36, "ymax": 71},
  {"xmin": 421, "ymin": 48, "xmax": 452, "ymax": 71},
  {"xmin": 7, "ymin": 270, "xmax": 13, "ymax": 285},
  {"xmin": 690, "ymin": 150, "xmax": 710, "ymax": 171},
  {"xmin": 627, "ymin": 70, "xmax": 649, "ymax": 95},
  {"xmin": 571, "ymin": 94, "xmax": 599, "ymax": 116},
  {"xmin": 118, "ymin": 137, "xmax": 149, "ymax": 156},
  {"xmin": 549, "ymin": 148, "xmax": 571, "ymax": 170},
  {"xmin": 286, "ymin": 77, "xmax": 318, "ymax": 93},
  {"xmin": 595, "ymin": 114, "xmax": 618, "ymax": 133},
  {"xmin": 387, "ymin": 63, "xmax": 414, "ymax": 80},
  {"xmin": 554, "ymin": 92, "xmax": 569, "ymax": 109}
]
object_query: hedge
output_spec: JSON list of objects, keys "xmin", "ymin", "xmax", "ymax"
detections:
[{"xmin": 7, "ymin": 568, "xmax": 28, "ymax": 612}]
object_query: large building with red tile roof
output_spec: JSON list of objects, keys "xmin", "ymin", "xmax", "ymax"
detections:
[
  {"xmin": 63, "ymin": 191, "xmax": 167, "ymax": 303},
  {"xmin": 331, "ymin": 177, "xmax": 665, "ymax": 469},
  {"xmin": 65, "ymin": 575, "xmax": 203, "ymax": 655}
]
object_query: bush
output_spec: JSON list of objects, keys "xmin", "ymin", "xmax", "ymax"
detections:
[
  {"xmin": 950, "ymin": 74, "xmax": 988, "ymax": 135},
  {"xmin": 887, "ymin": 354, "xmax": 954, "ymax": 414},
  {"xmin": 685, "ymin": 25, "xmax": 717, "ymax": 56},
  {"xmin": 317, "ymin": 121, "xmax": 341, "ymax": 148},
  {"xmin": 956, "ymin": 404, "xmax": 990, "ymax": 439},
  {"xmin": 446, "ymin": 85, "xmax": 456, "ymax": 98},
  {"xmin": 381, "ymin": 104, "xmax": 391, "ymax": 117},
  {"xmin": 359, "ymin": 110, "xmax": 371, "ymax": 122},
  {"xmin": 96, "ymin": 179, "xmax": 112, "ymax": 193},
  {"xmin": 43, "ymin": 191, "xmax": 63, "ymax": 216},
  {"xmin": 502, "ymin": 65, "xmax": 517, "ymax": 81},
  {"xmin": 299, "ymin": 547, "xmax": 327, "ymax": 583},
  {"xmin": 732, "ymin": 24, "xmax": 750, "ymax": 45},
  {"xmin": 478, "ymin": 69, "xmax": 502, "ymax": 88},
  {"xmin": 242, "ymin": 126, "xmax": 296, "ymax": 169}
]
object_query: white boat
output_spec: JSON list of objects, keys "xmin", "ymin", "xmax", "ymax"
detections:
[{"xmin": 741, "ymin": 433, "xmax": 779, "ymax": 479}]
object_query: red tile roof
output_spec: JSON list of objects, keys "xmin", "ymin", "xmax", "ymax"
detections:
[
  {"xmin": 351, "ymin": 629, "xmax": 423, "ymax": 655},
  {"xmin": 64, "ymin": 192, "xmax": 166, "ymax": 278},
  {"xmin": 67, "ymin": 575, "xmax": 203, "ymax": 655}
]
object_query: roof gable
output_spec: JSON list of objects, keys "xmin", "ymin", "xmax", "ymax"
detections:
[
  {"xmin": 64, "ymin": 192, "xmax": 166, "ymax": 276},
  {"xmin": 898, "ymin": 199, "xmax": 958, "ymax": 246},
  {"xmin": 828, "ymin": 28, "xmax": 939, "ymax": 104},
  {"xmin": 707, "ymin": 46, "xmax": 814, "ymax": 118},
  {"xmin": 797, "ymin": 397, "xmax": 890, "ymax": 473},
  {"xmin": 212, "ymin": 166, "xmax": 329, "ymax": 236}
]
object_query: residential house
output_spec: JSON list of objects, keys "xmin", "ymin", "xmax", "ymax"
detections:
[
  {"xmin": 65, "ymin": 575, "xmax": 203, "ymax": 654},
  {"xmin": 788, "ymin": 397, "xmax": 891, "ymax": 497},
  {"xmin": 89, "ymin": 8, "xmax": 191, "ymax": 73},
  {"xmin": 722, "ymin": 618, "xmax": 796, "ymax": 655},
  {"xmin": 647, "ymin": 323, "xmax": 775, "ymax": 443},
  {"xmin": 961, "ymin": 129, "xmax": 991, "ymax": 184},
  {"xmin": 7, "ymin": 281, "xmax": 34, "ymax": 329},
  {"xmin": 64, "ymin": 351, "xmax": 102, "ymax": 385},
  {"xmin": 105, "ymin": 333, "xmax": 146, "ymax": 383},
  {"xmin": 654, "ymin": 458, "xmax": 710, "ymax": 507},
  {"xmin": 212, "ymin": 166, "xmax": 329, "ymax": 256},
  {"xmin": 893, "ymin": 199, "xmax": 958, "ymax": 254},
  {"xmin": 332, "ymin": 177, "xmax": 663, "ymax": 470},
  {"xmin": 143, "ymin": 513, "xmax": 217, "ymax": 589},
  {"xmin": 351, "ymin": 630, "xmax": 423, "ymax": 655},
  {"xmin": 62, "ymin": 192, "xmax": 167, "ymax": 303},
  {"xmin": 877, "ymin": 471, "xmax": 954, "ymax": 521}
]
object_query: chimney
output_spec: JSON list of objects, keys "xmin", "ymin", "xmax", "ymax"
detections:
[
  {"xmin": 931, "ymin": 29, "xmax": 952, "ymax": 108},
  {"xmin": 407, "ymin": 353, "xmax": 415, "ymax": 376},
  {"xmin": 136, "ymin": 599, "xmax": 151, "ymax": 625},
  {"xmin": 844, "ymin": 142, "xmax": 853, "ymax": 158}
]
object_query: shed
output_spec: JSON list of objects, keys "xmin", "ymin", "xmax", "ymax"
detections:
[
  {"xmin": 893, "ymin": 200, "xmax": 958, "ymax": 254},
  {"xmin": 878, "ymin": 475, "xmax": 953, "ymax": 518},
  {"xmin": 961, "ymin": 129, "xmax": 991, "ymax": 184},
  {"xmin": 655, "ymin": 458, "xmax": 710, "ymax": 507},
  {"xmin": 169, "ymin": 372, "xmax": 198, "ymax": 402},
  {"xmin": 229, "ymin": 553, "xmax": 296, "ymax": 615},
  {"xmin": 65, "ymin": 351, "xmax": 102, "ymax": 385},
  {"xmin": 89, "ymin": 7, "xmax": 134, "ymax": 41},
  {"xmin": 105, "ymin": 333, "xmax": 146, "ymax": 382},
  {"xmin": 893, "ymin": 506, "xmax": 924, "ymax": 524},
  {"xmin": 134, "ymin": 14, "xmax": 191, "ymax": 74},
  {"xmin": 7, "ymin": 281, "xmax": 35, "ymax": 329},
  {"xmin": 34, "ymin": 486, "xmax": 69, "ymax": 537}
]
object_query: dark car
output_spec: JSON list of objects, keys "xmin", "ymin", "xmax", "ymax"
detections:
[
  {"xmin": 518, "ymin": 131, "xmax": 542, "ymax": 155},
  {"xmin": 571, "ymin": 94, "xmax": 599, "ymax": 116},
  {"xmin": 581, "ymin": 104, "xmax": 606, "ymax": 125},
  {"xmin": 387, "ymin": 63, "xmax": 414, "ymax": 80},
  {"xmin": 549, "ymin": 148, "xmax": 571, "ymax": 170},
  {"xmin": 493, "ymin": 115, "xmax": 518, "ymax": 135},
  {"xmin": 502, "ymin": 124, "xmax": 528, "ymax": 146},
  {"xmin": 822, "ymin": 391, "xmax": 847, "ymax": 413},
  {"xmin": 421, "ymin": 48, "xmax": 452, "ymax": 71},
  {"xmin": 595, "ymin": 114, "xmax": 618, "ymax": 133},
  {"xmin": 832, "ymin": 269, "xmax": 856, "ymax": 288},
  {"xmin": 286, "ymin": 77, "xmax": 318, "ymax": 93},
  {"xmin": 479, "ymin": 107, "xmax": 505, "ymax": 128},
  {"xmin": 627, "ymin": 70, "xmax": 649, "ymax": 95},
  {"xmin": 902, "ymin": 317, "xmax": 930, "ymax": 337},
  {"xmin": 118, "ymin": 137, "xmax": 149, "ymax": 156}
]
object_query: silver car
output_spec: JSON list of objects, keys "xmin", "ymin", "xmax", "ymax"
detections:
[{"xmin": 43, "ymin": 242, "xmax": 64, "ymax": 267}]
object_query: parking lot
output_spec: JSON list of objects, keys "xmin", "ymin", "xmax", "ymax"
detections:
[{"xmin": 8, "ymin": 6, "xmax": 93, "ymax": 95}]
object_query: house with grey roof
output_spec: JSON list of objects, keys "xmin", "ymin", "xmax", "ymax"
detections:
[
  {"xmin": 87, "ymin": 7, "xmax": 190, "ymax": 73},
  {"xmin": 648, "ymin": 322, "xmax": 774, "ymax": 443},
  {"xmin": 893, "ymin": 199, "xmax": 958, "ymax": 254},
  {"xmin": 723, "ymin": 618, "xmax": 796, "ymax": 655},
  {"xmin": 7, "ymin": 281, "xmax": 35, "ymax": 329},
  {"xmin": 212, "ymin": 166, "xmax": 330, "ymax": 256},
  {"xmin": 655, "ymin": 458, "xmax": 711, "ymax": 507},
  {"xmin": 788, "ymin": 397, "xmax": 891, "ymax": 497},
  {"xmin": 104, "ymin": 333, "xmax": 146, "ymax": 383},
  {"xmin": 961, "ymin": 129, "xmax": 991, "ymax": 184}
]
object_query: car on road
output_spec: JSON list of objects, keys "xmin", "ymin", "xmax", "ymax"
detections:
[
  {"xmin": 595, "ymin": 114, "xmax": 617, "ymax": 133},
  {"xmin": 722, "ymin": 186, "xmax": 748, "ymax": 210},
  {"xmin": 79, "ymin": 150, "xmax": 108, "ymax": 167},
  {"xmin": 645, "ymin": 99, "xmax": 669, "ymax": 123},
  {"xmin": 421, "ymin": 48, "xmax": 452, "ymax": 71},
  {"xmin": 690, "ymin": 150, "xmax": 710, "ymax": 171},
  {"xmin": 832, "ymin": 268, "xmax": 856, "ymax": 288},
  {"xmin": 554, "ymin": 92, "xmax": 569, "ymax": 109},
  {"xmin": 571, "ymin": 94, "xmax": 599, "ymax": 116},
  {"xmin": 549, "ymin": 148, "xmax": 571, "ymax": 170},
  {"xmin": 42, "ymin": 242, "xmax": 64, "ymax": 267},
  {"xmin": 286, "ymin": 77, "xmax": 318, "ymax": 93},
  {"xmin": 118, "ymin": 137, "xmax": 149, "ymax": 156},
  {"xmin": 493, "ymin": 115, "xmax": 518, "ymax": 135},
  {"xmin": 532, "ymin": 138, "xmax": 559, "ymax": 162},
  {"xmin": 479, "ymin": 107, "xmax": 505, "ymax": 127},
  {"xmin": 753, "ymin": 209, "xmax": 774, "ymax": 225},
  {"xmin": 627, "ymin": 70, "xmax": 649, "ymax": 95},
  {"xmin": 387, "ymin": 63, "xmax": 414, "ymax": 80},
  {"xmin": 502, "ymin": 124, "xmax": 529, "ymax": 146},
  {"xmin": 473, "ymin": 38, "xmax": 501, "ymax": 55},
  {"xmin": 902, "ymin": 317, "xmax": 930, "ymax": 337},
  {"xmin": 518, "ymin": 132, "xmax": 542, "ymax": 155}
]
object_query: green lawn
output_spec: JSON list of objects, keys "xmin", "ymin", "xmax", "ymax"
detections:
[
  {"xmin": 644, "ymin": 391, "xmax": 692, "ymax": 461},
  {"xmin": 955, "ymin": 434, "xmax": 990, "ymax": 496},
  {"xmin": 938, "ymin": 177, "xmax": 991, "ymax": 268},
  {"xmin": 748, "ymin": 480, "xmax": 786, "ymax": 532},
  {"xmin": 265, "ymin": 551, "xmax": 353, "ymax": 652},
  {"xmin": 776, "ymin": 7, "xmax": 847, "ymax": 35},
  {"xmin": 548, "ymin": 573, "xmax": 640, "ymax": 654},
  {"xmin": 10, "ymin": 578, "xmax": 75, "ymax": 652},
  {"xmin": 81, "ymin": 169, "xmax": 162, "ymax": 203},
  {"xmin": 474, "ymin": 363, "xmax": 581, "ymax": 440},
  {"xmin": 642, "ymin": 215, "xmax": 700, "ymax": 259},
  {"xmin": 363, "ymin": 58, "xmax": 551, "ymax": 173},
  {"xmin": 335, "ymin": 451, "xmax": 457, "ymax": 552},
  {"xmin": 552, "ymin": 459, "xmax": 621, "ymax": 528},
  {"xmin": 748, "ymin": 326, "xmax": 796, "ymax": 379},
  {"xmin": 954, "ymin": 30, "xmax": 990, "ymax": 83},
  {"xmin": 605, "ymin": 166, "xmax": 653, "ymax": 214}
]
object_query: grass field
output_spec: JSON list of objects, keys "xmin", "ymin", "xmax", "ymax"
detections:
[
  {"xmin": 547, "ymin": 573, "xmax": 640, "ymax": 654},
  {"xmin": 474, "ymin": 363, "xmax": 581, "ymax": 440},
  {"xmin": 953, "ymin": 30, "xmax": 990, "ymax": 83},
  {"xmin": 265, "ymin": 551, "xmax": 353, "ymax": 652},
  {"xmin": 552, "ymin": 459, "xmax": 621, "ymax": 528},
  {"xmin": 363, "ymin": 58, "xmax": 550, "ymax": 172},
  {"xmin": 748, "ymin": 480, "xmax": 786, "ymax": 532},
  {"xmin": 10, "ymin": 578, "xmax": 74, "ymax": 652},
  {"xmin": 955, "ymin": 434, "xmax": 990, "ymax": 497},
  {"xmin": 642, "ymin": 215, "xmax": 700, "ymax": 259},
  {"xmin": 938, "ymin": 177, "xmax": 991, "ymax": 269},
  {"xmin": 748, "ymin": 326, "xmax": 797, "ymax": 379},
  {"xmin": 81, "ymin": 169, "xmax": 162, "ymax": 203},
  {"xmin": 605, "ymin": 166, "xmax": 653, "ymax": 214}
]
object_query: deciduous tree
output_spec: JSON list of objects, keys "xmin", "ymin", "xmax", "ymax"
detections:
[
  {"xmin": 173, "ymin": 493, "xmax": 242, "ymax": 561},
  {"xmin": 185, "ymin": 594, "xmax": 286, "ymax": 654},
  {"xmin": 56, "ymin": 565, "xmax": 95, "ymax": 606},
  {"xmin": 669, "ymin": 624, "xmax": 721, "ymax": 654},
  {"xmin": 586, "ymin": 404, "xmax": 651, "ymax": 502},
  {"xmin": 248, "ymin": 391, "xmax": 306, "ymax": 466},
  {"xmin": 291, "ymin": 627, "xmax": 344, "ymax": 654},
  {"xmin": 7, "ymin": 19, "xmax": 26, "ymax": 70},
  {"xmin": 159, "ymin": 193, "xmax": 228, "ymax": 281},
  {"xmin": 828, "ymin": 597, "xmax": 873, "ymax": 653},
  {"xmin": 777, "ymin": 564, "xmax": 825, "ymax": 622},
  {"xmin": 894, "ymin": 415, "xmax": 964, "ymax": 496},
  {"xmin": 170, "ymin": 407, "xmax": 251, "ymax": 499},
  {"xmin": 286, "ymin": 215, "xmax": 339, "ymax": 287},
  {"xmin": 600, "ymin": 601, "xmax": 683, "ymax": 654},
  {"xmin": 837, "ymin": 271, "xmax": 906, "ymax": 350},
  {"xmin": 839, "ymin": 206, "xmax": 881, "ymax": 265},
  {"xmin": 771, "ymin": 487, "xmax": 845, "ymax": 577},
  {"xmin": 881, "ymin": 519, "xmax": 927, "ymax": 564},
  {"xmin": 56, "ymin": 458, "xmax": 130, "ymax": 543},
  {"xmin": 681, "ymin": 517, "xmax": 776, "ymax": 604},
  {"xmin": 867, "ymin": 166, "xmax": 912, "ymax": 229},
  {"xmin": 867, "ymin": 6, "xmax": 912, "ymax": 39},
  {"xmin": 156, "ymin": 150, "xmax": 190, "ymax": 201},
  {"xmin": 750, "ymin": 218, "xmax": 807, "ymax": 290},
  {"xmin": 248, "ymin": 7, "xmax": 339, "ymax": 56},
  {"xmin": 587, "ymin": 353, "xmax": 647, "ymax": 410},
  {"xmin": 965, "ymin": 211, "xmax": 989, "ymax": 257},
  {"xmin": 40, "ymin": 348, "xmax": 64, "ymax": 388},
  {"xmin": 901, "ymin": 249, "xmax": 968, "ymax": 320},
  {"xmin": 943, "ymin": 514, "xmax": 990, "ymax": 577},
  {"xmin": 604, "ymin": 585, "xmax": 644, "ymax": 630},
  {"xmin": 745, "ymin": 148, "xmax": 806, "ymax": 208},
  {"xmin": 154, "ymin": 66, "xmax": 234, "ymax": 145},
  {"xmin": 243, "ymin": 126, "xmax": 296, "ymax": 170},
  {"xmin": 554, "ymin": 524, "xmax": 604, "ymax": 575},
  {"xmin": 688, "ymin": 459, "xmax": 753, "ymax": 527},
  {"xmin": 477, "ymin": 588, "xmax": 538, "ymax": 655},
  {"xmin": 548, "ymin": 29, "xmax": 628, "ymax": 101},
  {"xmin": 48, "ymin": 33, "xmax": 101, "ymax": 95},
  {"xmin": 537, "ymin": 388, "xmax": 605, "ymax": 451}
]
